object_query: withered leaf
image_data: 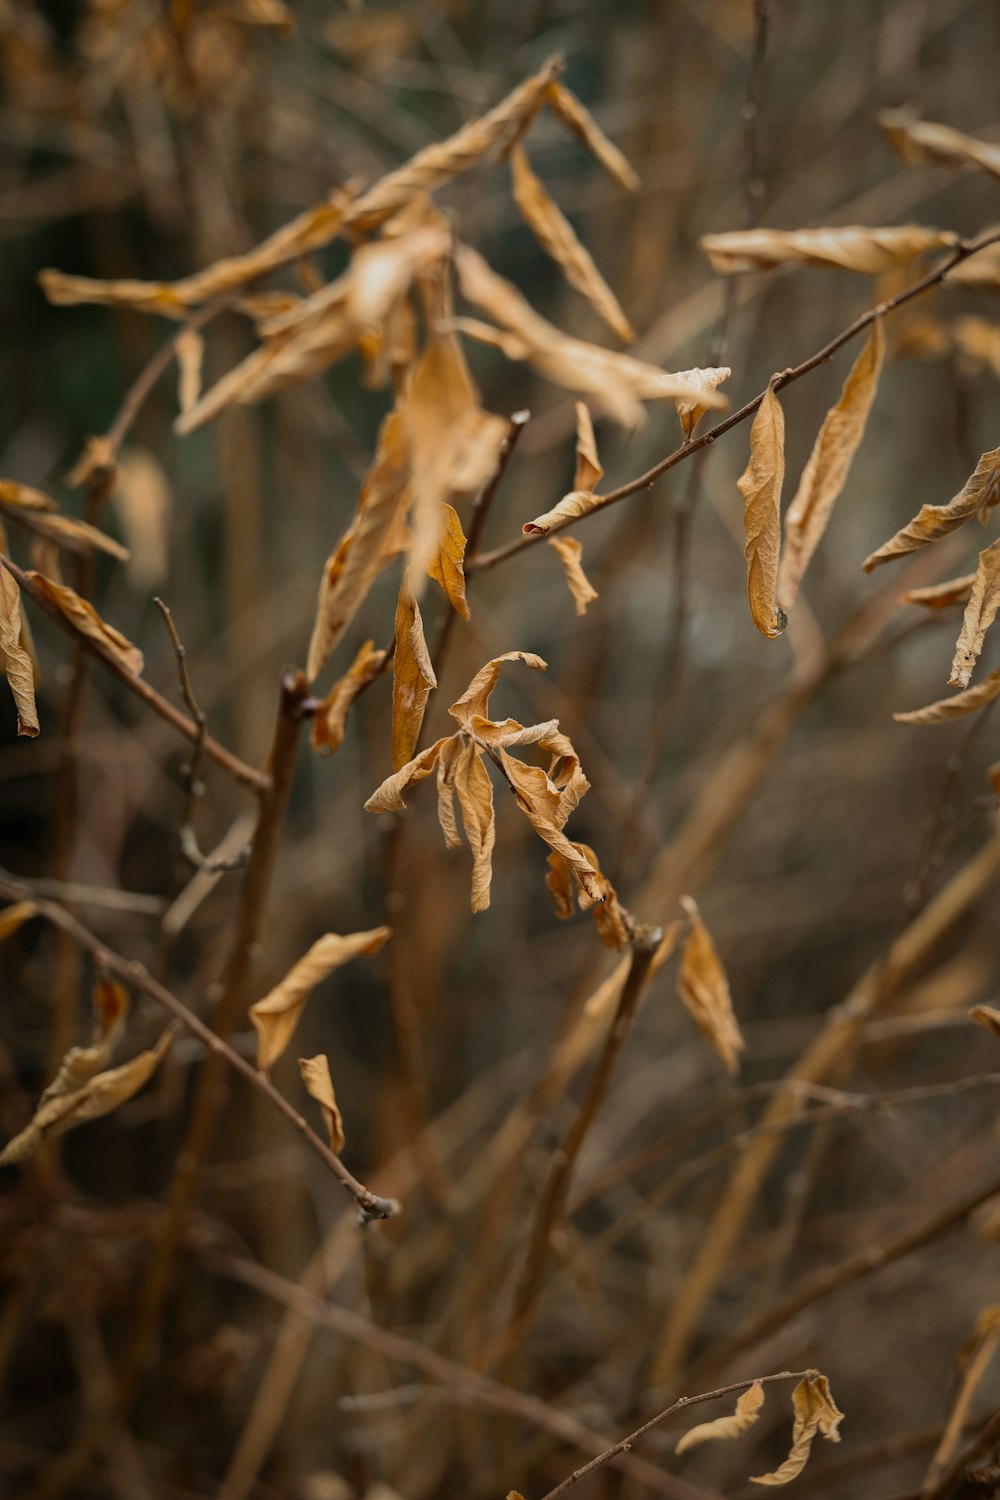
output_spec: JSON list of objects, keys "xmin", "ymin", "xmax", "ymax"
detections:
[
  {"xmin": 298, "ymin": 1054, "xmax": 345, "ymax": 1155},
  {"xmin": 0, "ymin": 1026, "xmax": 174, "ymax": 1167},
  {"xmin": 546, "ymin": 80, "xmax": 640, "ymax": 193},
  {"xmin": 524, "ymin": 403, "xmax": 604, "ymax": 537},
  {"xmin": 864, "ymin": 448, "xmax": 1000, "ymax": 571},
  {"xmin": 392, "ymin": 573, "xmax": 437, "ymax": 771},
  {"xmin": 880, "ymin": 110, "xmax": 1000, "ymax": 182},
  {"xmin": 250, "ymin": 928, "xmax": 391, "ymax": 1073},
  {"xmin": 675, "ymin": 366, "xmax": 733, "ymax": 439},
  {"xmin": 971, "ymin": 1004, "xmax": 1000, "ymax": 1039},
  {"xmin": 895, "ymin": 665, "xmax": 1000, "ymax": 726},
  {"xmin": 453, "ymin": 738, "xmax": 496, "ymax": 912},
  {"xmin": 176, "ymin": 327, "xmax": 205, "ymax": 416},
  {"xmin": 44, "ymin": 976, "xmax": 129, "ymax": 1103},
  {"xmin": 25, "ymin": 571, "xmax": 143, "ymax": 675},
  {"xmin": 510, "ymin": 143, "xmax": 634, "ymax": 343},
  {"xmin": 0, "ymin": 479, "xmax": 128, "ymax": 561},
  {"xmin": 427, "ymin": 503, "xmax": 470, "ymax": 620},
  {"xmin": 364, "ymin": 736, "xmax": 453, "ymax": 813},
  {"xmin": 499, "ymin": 736, "xmax": 601, "ymax": 903},
  {"xmin": 549, "ymin": 535, "xmax": 598, "ymax": 615},
  {"xmin": 0, "ymin": 563, "xmax": 39, "ymax": 736},
  {"xmin": 738, "ymin": 382, "xmax": 785, "ymax": 639},
  {"xmin": 676, "ymin": 1381, "xmax": 765, "ymax": 1456},
  {"xmin": 448, "ymin": 650, "xmax": 547, "ymax": 728},
  {"xmin": 950, "ymin": 538, "xmax": 1000, "ymax": 688},
  {"xmin": 311, "ymin": 639, "xmax": 387, "ymax": 757},
  {"xmin": 751, "ymin": 1373, "xmax": 844, "ymax": 1487},
  {"xmin": 677, "ymin": 896, "xmax": 744, "ymax": 1074},
  {"xmin": 701, "ymin": 224, "xmax": 955, "ymax": 276},
  {"xmin": 778, "ymin": 321, "xmax": 884, "ymax": 613},
  {"xmin": 901, "ymin": 574, "xmax": 976, "ymax": 610}
]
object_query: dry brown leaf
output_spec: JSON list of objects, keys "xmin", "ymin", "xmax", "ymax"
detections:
[
  {"xmin": 675, "ymin": 366, "xmax": 733, "ymax": 438},
  {"xmin": 677, "ymin": 895, "xmax": 744, "ymax": 1074},
  {"xmin": 950, "ymin": 538, "xmax": 1000, "ymax": 688},
  {"xmin": 546, "ymin": 79, "xmax": 640, "ymax": 193},
  {"xmin": 455, "ymin": 243, "xmax": 728, "ymax": 429},
  {"xmin": 448, "ymin": 650, "xmax": 547, "ymax": 729},
  {"xmin": 0, "ymin": 563, "xmax": 39, "ymax": 737},
  {"xmin": 524, "ymin": 403, "xmax": 604, "ymax": 536},
  {"xmin": 453, "ymin": 738, "xmax": 496, "ymax": 912},
  {"xmin": 701, "ymin": 224, "xmax": 955, "ymax": 276},
  {"xmin": 311, "ymin": 640, "xmax": 387, "ymax": 757},
  {"xmin": 0, "ymin": 479, "xmax": 128, "ymax": 561},
  {"xmin": 523, "ymin": 490, "xmax": 602, "ymax": 537},
  {"xmin": 435, "ymin": 736, "xmax": 463, "ymax": 850},
  {"xmin": 426, "ymin": 503, "xmax": 470, "ymax": 620},
  {"xmin": 751, "ymin": 1373, "xmax": 844, "ymax": 1487},
  {"xmin": 364, "ymin": 736, "xmax": 453, "ymax": 814},
  {"xmin": 0, "ymin": 900, "xmax": 38, "ymax": 941},
  {"xmin": 392, "ymin": 573, "xmax": 437, "ymax": 771},
  {"xmin": 971, "ymin": 1004, "xmax": 1000, "ymax": 1039},
  {"xmin": 510, "ymin": 143, "xmax": 633, "ymax": 343},
  {"xmin": 307, "ymin": 411, "xmax": 411, "ymax": 683},
  {"xmin": 549, "ymin": 535, "xmax": 598, "ymax": 615},
  {"xmin": 0, "ymin": 1026, "xmax": 174, "ymax": 1167},
  {"xmin": 499, "ymin": 736, "xmax": 601, "ymax": 903},
  {"xmin": 901, "ymin": 574, "xmax": 977, "ymax": 610},
  {"xmin": 880, "ymin": 109, "xmax": 1000, "ymax": 181},
  {"xmin": 176, "ymin": 327, "xmax": 205, "ymax": 415},
  {"xmin": 676, "ymin": 1381, "xmax": 765, "ymax": 1456},
  {"xmin": 298, "ymin": 1054, "xmax": 345, "ymax": 1155},
  {"xmin": 25, "ymin": 571, "xmax": 143, "ymax": 675},
  {"xmin": 895, "ymin": 665, "xmax": 1000, "ymax": 726},
  {"xmin": 778, "ymin": 322, "xmax": 884, "ymax": 612},
  {"xmin": 864, "ymin": 448, "xmax": 1000, "ymax": 571},
  {"xmin": 738, "ymin": 383, "xmax": 785, "ymax": 639},
  {"xmin": 250, "ymin": 928, "xmax": 391, "ymax": 1072}
]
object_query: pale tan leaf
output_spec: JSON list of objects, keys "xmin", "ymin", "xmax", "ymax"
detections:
[
  {"xmin": 307, "ymin": 410, "xmax": 411, "ymax": 683},
  {"xmin": 455, "ymin": 243, "xmax": 728, "ymax": 429},
  {"xmin": 311, "ymin": 640, "xmax": 387, "ymax": 757},
  {"xmin": 676, "ymin": 1381, "xmax": 765, "ymax": 1456},
  {"xmin": 778, "ymin": 321, "xmax": 884, "ymax": 612},
  {"xmin": 895, "ymin": 665, "xmax": 1000, "ymax": 725},
  {"xmin": 435, "ymin": 736, "xmax": 463, "ymax": 850},
  {"xmin": 701, "ymin": 224, "xmax": 955, "ymax": 276},
  {"xmin": 864, "ymin": 448, "xmax": 1000, "ymax": 571},
  {"xmin": 453, "ymin": 738, "xmax": 496, "ymax": 912},
  {"xmin": 392, "ymin": 572, "xmax": 437, "ymax": 771},
  {"xmin": 499, "ymin": 746, "xmax": 602, "ymax": 903},
  {"xmin": 675, "ymin": 366, "xmax": 733, "ymax": 438},
  {"xmin": 523, "ymin": 490, "xmax": 602, "ymax": 537},
  {"xmin": 448, "ymin": 651, "xmax": 547, "ymax": 729},
  {"xmin": 879, "ymin": 109, "xmax": 1000, "ymax": 182},
  {"xmin": 0, "ymin": 479, "xmax": 127, "ymax": 561},
  {"xmin": 426, "ymin": 503, "xmax": 470, "ymax": 620},
  {"xmin": 510, "ymin": 144, "xmax": 634, "ymax": 343},
  {"xmin": 677, "ymin": 896, "xmax": 744, "ymax": 1074},
  {"xmin": 25, "ymin": 571, "xmax": 143, "ymax": 675},
  {"xmin": 298, "ymin": 1054, "xmax": 345, "ymax": 1155},
  {"xmin": 250, "ymin": 928, "xmax": 391, "ymax": 1073},
  {"xmin": 738, "ymin": 383, "xmax": 785, "ymax": 639},
  {"xmin": 751, "ymin": 1373, "xmax": 844, "ymax": 1487},
  {"xmin": 176, "ymin": 327, "xmax": 204, "ymax": 415},
  {"xmin": 546, "ymin": 80, "xmax": 640, "ymax": 193},
  {"xmin": 573, "ymin": 402, "xmax": 603, "ymax": 492},
  {"xmin": 950, "ymin": 538, "xmax": 1000, "ymax": 688},
  {"xmin": 901, "ymin": 574, "xmax": 976, "ymax": 610},
  {"xmin": 42, "ymin": 976, "xmax": 129, "ymax": 1104},
  {"xmin": 364, "ymin": 736, "xmax": 453, "ymax": 813},
  {"xmin": 113, "ymin": 449, "xmax": 172, "ymax": 590},
  {"xmin": 971, "ymin": 1003, "xmax": 1000, "ymax": 1039},
  {"xmin": 549, "ymin": 535, "xmax": 598, "ymax": 615},
  {"xmin": 0, "ymin": 563, "xmax": 39, "ymax": 736},
  {"xmin": 0, "ymin": 900, "xmax": 38, "ymax": 941},
  {"xmin": 0, "ymin": 1027, "xmax": 174, "ymax": 1167}
]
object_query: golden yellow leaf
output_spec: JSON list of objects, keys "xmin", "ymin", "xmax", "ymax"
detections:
[
  {"xmin": 176, "ymin": 327, "xmax": 205, "ymax": 416},
  {"xmin": 737, "ymin": 383, "xmax": 785, "ymax": 640},
  {"xmin": 880, "ymin": 109, "xmax": 1000, "ymax": 181},
  {"xmin": 676, "ymin": 1381, "xmax": 765, "ymax": 1456},
  {"xmin": 864, "ymin": 448, "xmax": 1000, "ymax": 571},
  {"xmin": 894, "ymin": 664, "xmax": 1000, "ymax": 726},
  {"xmin": 677, "ymin": 896, "xmax": 744, "ymax": 1074},
  {"xmin": 0, "ymin": 900, "xmax": 38, "ymax": 941},
  {"xmin": 751, "ymin": 1373, "xmax": 844, "ymax": 1487},
  {"xmin": 250, "ymin": 928, "xmax": 391, "ymax": 1073},
  {"xmin": 900, "ymin": 574, "xmax": 976, "ymax": 610},
  {"xmin": 0, "ymin": 479, "xmax": 127, "ymax": 561},
  {"xmin": 25, "ymin": 571, "xmax": 143, "ymax": 675},
  {"xmin": 426, "ymin": 503, "xmax": 470, "ymax": 620},
  {"xmin": 0, "ymin": 1026, "xmax": 174, "ymax": 1167},
  {"xmin": 392, "ymin": 572, "xmax": 437, "ymax": 771},
  {"xmin": 0, "ymin": 563, "xmax": 39, "ymax": 737},
  {"xmin": 311, "ymin": 640, "xmax": 387, "ymax": 757},
  {"xmin": 453, "ymin": 738, "xmax": 496, "ymax": 913},
  {"xmin": 510, "ymin": 143, "xmax": 633, "ymax": 343},
  {"xmin": 950, "ymin": 538, "xmax": 1000, "ymax": 688},
  {"xmin": 549, "ymin": 535, "xmax": 598, "ymax": 615},
  {"xmin": 701, "ymin": 224, "xmax": 955, "ymax": 276},
  {"xmin": 546, "ymin": 80, "xmax": 640, "ymax": 193},
  {"xmin": 298, "ymin": 1054, "xmax": 345, "ymax": 1155},
  {"xmin": 778, "ymin": 322, "xmax": 884, "ymax": 612}
]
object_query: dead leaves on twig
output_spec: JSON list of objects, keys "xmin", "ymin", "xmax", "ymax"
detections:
[
  {"xmin": 0, "ymin": 562, "xmax": 39, "ymax": 736},
  {"xmin": 738, "ymin": 383, "xmax": 785, "ymax": 640},
  {"xmin": 864, "ymin": 448, "xmax": 1000, "ymax": 571},
  {"xmin": 894, "ymin": 665, "xmax": 1000, "ymax": 727},
  {"xmin": 701, "ymin": 224, "xmax": 955, "ymax": 276},
  {"xmin": 677, "ymin": 896, "xmax": 743, "ymax": 1074},
  {"xmin": 25, "ymin": 571, "xmax": 144, "ymax": 675},
  {"xmin": 524, "ymin": 402, "xmax": 605, "ymax": 537},
  {"xmin": 311, "ymin": 640, "xmax": 387, "ymax": 757},
  {"xmin": 751, "ymin": 1373, "xmax": 844, "ymax": 1485},
  {"xmin": 0, "ymin": 480, "xmax": 127, "ymax": 560},
  {"xmin": 880, "ymin": 110, "xmax": 1000, "ymax": 182},
  {"xmin": 676, "ymin": 1381, "xmax": 764, "ymax": 1455},
  {"xmin": 298, "ymin": 1054, "xmax": 345, "ymax": 1156},
  {"xmin": 548, "ymin": 536, "xmax": 598, "ymax": 615},
  {"xmin": 949, "ymin": 539, "xmax": 1000, "ymax": 689},
  {"xmin": 250, "ymin": 928, "xmax": 391, "ymax": 1073},
  {"xmin": 391, "ymin": 573, "xmax": 436, "ymax": 771}
]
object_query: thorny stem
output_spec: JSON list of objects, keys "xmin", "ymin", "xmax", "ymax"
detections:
[{"xmin": 468, "ymin": 229, "xmax": 1000, "ymax": 573}]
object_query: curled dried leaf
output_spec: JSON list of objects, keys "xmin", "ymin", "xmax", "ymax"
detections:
[
  {"xmin": 676, "ymin": 1381, "xmax": 765, "ymax": 1456},
  {"xmin": 738, "ymin": 383, "xmax": 785, "ymax": 640},
  {"xmin": 24, "ymin": 571, "xmax": 143, "ymax": 675},
  {"xmin": 448, "ymin": 651, "xmax": 547, "ymax": 729},
  {"xmin": 392, "ymin": 573, "xmax": 437, "ymax": 771},
  {"xmin": 950, "ymin": 539, "xmax": 1000, "ymax": 688},
  {"xmin": 311, "ymin": 640, "xmax": 387, "ymax": 757},
  {"xmin": 900, "ymin": 574, "xmax": 977, "ymax": 610},
  {"xmin": 546, "ymin": 80, "xmax": 640, "ymax": 193},
  {"xmin": 0, "ymin": 480, "xmax": 128, "ymax": 561},
  {"xmin": 549, "ymin": 535, "xmax": 598, "ymax": 615},
  {"xmin": 778, "ymin": 322, "xmax": 884, "ymax": 613},
  {"xmin": 0, "ymin": 563, "xmax": 39, "ymax": 736},
  {"xmin": 298, "ymin": 1054, "xmax": 345, "ymax": 1155},
  {"xmin": 864, "ymin": 448, "xmax": 1000, "ymax": 571},
  {"xmin": 250, "ymin": 928, "xmax": 391, "ymax": 1073},
  {"xmin": 365, "ymin": 736, "xmax": 453, "ymax": 813},
  {"xmin": 880, "ymin": 109, "xmax": 1000, "ymax": 181},
  {"xmin": 894, "ymin": 665, "xmax": 1000, "ymax": 726},
  {"xmin": 453, "ymin": 738, "xmax": 496, "ymax": 912},
  {"xmin": 427, "ymin": 503, "xmax": 470, "ymax": 620},
  {"xmin": 701, "ymin": 224, "xmax": 955, "ymax": 276},
  {"xmin": 751, "ymin": 1373, "xmax": 843, "ymax": 1487},
  {"xmin": 678, "ymin": 896, "xmax": 744, "ymax": 1074},
  {"xmin": 675, "ymin": 366, "xmax": 733, "ymax": 438}
]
